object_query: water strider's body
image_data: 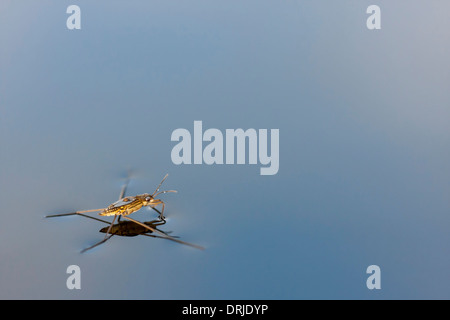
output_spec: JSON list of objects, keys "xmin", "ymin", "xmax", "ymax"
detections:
[
  {"xmin": 100, "ymin": 194, "xmax": 166, "ymax": 218},
  {"xmin": 99, "ymin": 173, "xmax": 175, "ymax": 220}
]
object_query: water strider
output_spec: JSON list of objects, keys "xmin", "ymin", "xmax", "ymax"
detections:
[{"xmin": 46, "ymin": 174, "xmax": 204, "ymax": 252}]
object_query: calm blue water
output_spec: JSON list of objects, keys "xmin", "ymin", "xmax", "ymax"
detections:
[{"xmin": 1, "ymin": 1, "xmax": 449, "ymax": 299}]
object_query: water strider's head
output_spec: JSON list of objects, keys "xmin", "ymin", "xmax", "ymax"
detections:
[
  {"xmin": 140, "ymin": 189, "xmax": 176, "ymax": 220},
  {"xmin": 139, "ymin": 193, "xmax": 159, "ymax": 206}
]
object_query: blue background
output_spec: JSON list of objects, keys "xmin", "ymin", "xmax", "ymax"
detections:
[{"xmin": 1, "ymin": 0, "xmax": 449, "ymax": 299}]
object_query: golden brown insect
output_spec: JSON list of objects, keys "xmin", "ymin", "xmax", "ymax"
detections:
[
  {"xmin": 100, "ymin": 173, "xmax": 176, "ymax": 220},
  {"xmin": 46, "ymin": 174, "xmax": 204, "ymax": 252}
]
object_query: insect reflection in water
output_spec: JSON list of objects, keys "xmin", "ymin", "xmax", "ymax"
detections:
[{"xmin": 46, "ymin": 174, "xmax": 204, "ymax": 252}]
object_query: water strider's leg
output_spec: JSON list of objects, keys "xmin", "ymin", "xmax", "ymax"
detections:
[
  {"xmin": 46, "ymin": 208, "xmax": 105, "ymax": 218},
  {"xmin": 159, "ymin": 203, "xmax": 165, "ymax": 221},
  {"xmin": 80, "ymin": 215, "xmax": 118, "ymax": 253},
  {"xmin": 80, "ymin": 234, "xmax": 114, "ymax": 254},
  {"xmin": 118, "ymin": 175, "xmax": 130, "ymax": 200},
  {"xmin": 46, "ymin": 211, "xmax": 109, "ymax": 224}
]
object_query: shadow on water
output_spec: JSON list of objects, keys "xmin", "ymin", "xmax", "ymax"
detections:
[{"xmin": 45, "ymin": 213, "xmax": 205, "ymax": 252}]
